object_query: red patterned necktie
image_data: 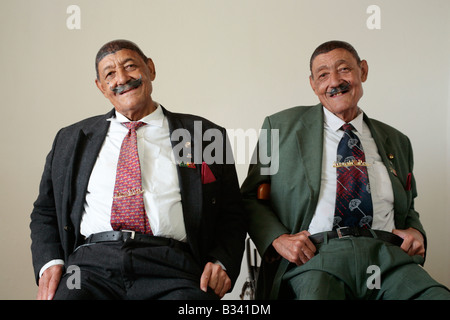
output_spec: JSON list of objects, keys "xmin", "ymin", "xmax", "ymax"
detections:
[
  {"xmin": 333, "ymin": 123, "xmax": 373, "ymax": 229},
  {"xmin": 110, "ymin": 121, "xmax": 152, "ymax": 234}
]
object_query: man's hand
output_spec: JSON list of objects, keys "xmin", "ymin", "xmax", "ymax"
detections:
[
  {"xmin": 200, "ymin": 262, "xmax": 231, "ymax": 299},
  {"xmin": 392, "ymin": 227, "xmax": 425, "ymax": 257},
  {"xmin": 37, "ymin": 264, "xmax": 63, "ymax": 300},
  {"xmin": 272, "ymin": 231, "xmax": 317, "ymax": 266}
]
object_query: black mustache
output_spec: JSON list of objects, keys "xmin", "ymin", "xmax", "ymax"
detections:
[
  {"xmin": 111, "ymin": 76, "xmax": 142, "ymax": 94},
  {"xmin": 326, "ymin": 82, "xmax": 351, "ymax": 96}
]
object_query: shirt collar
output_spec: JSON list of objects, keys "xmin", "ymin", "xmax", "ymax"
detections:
[
  {"xmin": 323, "ymin": 106, "xmax": 364, "ymax": 133},
  {"xmin": 107, "ymin": 103, "xmax": 164, "ymax": 127}
]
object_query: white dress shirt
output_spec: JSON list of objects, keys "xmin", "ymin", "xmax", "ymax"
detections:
[
  {"xmin": 308, "ymin": 107, "xmax": 395, "ymax": 234},
  {"xmin": 80, "ymin": 105, "xmax": 186, "ymax": 241},
  {"xmin": 40, "ymin": 105, "xmax": 187, "ymax": 277}
]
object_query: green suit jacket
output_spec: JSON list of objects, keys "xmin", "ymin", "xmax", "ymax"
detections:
[{"xmin": 241, "ymin": 103, "xmax": 426, "ymax": 299}]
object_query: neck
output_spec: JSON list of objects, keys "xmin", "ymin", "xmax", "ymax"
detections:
[
  {"xmin": 120, "ymin": 100, "xmax": 157, "ymax": 121},
  {"xmin": 334, "ymin": 107, "xmax": 359, "ymax": 123}
]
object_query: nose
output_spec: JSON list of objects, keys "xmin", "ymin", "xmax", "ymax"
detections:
[
  {"xmin": 329, "ymin": 71, "xmax": 341, "ymax": 88},
  {"xmin": 115, "ymin": 67, "xmax": 131, "ymax": 86}
]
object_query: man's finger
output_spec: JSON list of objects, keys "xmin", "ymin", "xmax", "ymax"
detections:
[
  {"xmin": 47, "ymin": 275, "xmax": 61, "ymax": 300},
  {"xmin": 37, "ymin": 265, "xmax": 63, "ymax": 300},
  {"xmin": 200, "ymin": 265, "xmax": 212, "ymax": 292},
  {"xmin": 219, "ymin": 277, "xmax": 231, "ymax": 298},
  {"xmin": 37, "ymin": 277, "xmax": 49, "ymax": 300}
]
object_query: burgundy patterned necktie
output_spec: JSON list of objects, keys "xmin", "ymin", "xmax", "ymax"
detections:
[
  {"xmin": 333, "ymin": 123, "xmax": 373, "ymax": 229},
  {"xmin": 110, "ymin": 121, "xmax": 152, "ymax": 234}
]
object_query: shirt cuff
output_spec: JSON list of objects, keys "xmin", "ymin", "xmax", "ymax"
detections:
[
  {"xmin": 39, "ymin": 259, "xmax": 65, "ymax": 278},
  {"xmin": 214, "ymin": 260, "xmax": 227, "ymax": 271}
]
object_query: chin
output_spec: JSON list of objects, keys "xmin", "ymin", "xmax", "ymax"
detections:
[
  {"xmin": 331, "ymin": 105, "xmax": 353, "ymax": 114},
  {"xmin": 323, "ymin": 99, "xmax": 356, "ymax": 114},
  {"xmin": 114, "ymin": 97, "xmax": 143, "ymax": 111}
]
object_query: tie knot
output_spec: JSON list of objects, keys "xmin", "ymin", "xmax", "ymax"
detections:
[
  {"xmin": 123, "ymin": 121, "xmax": 146, "ymax": 131},
  {"xmin": 341, "ymin": 123, "xmax": 354, "ymax": 132}
]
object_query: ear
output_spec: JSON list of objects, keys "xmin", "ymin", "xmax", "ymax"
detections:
[
  {"xmin": 95, "ymin": 78, "xmax": 108, "ymax": 97},
  {"xmin": 309, "ymin": 75, "xmax": 318, "ymax": 96},
  {"xmin": 146, "ymin": 58, "xmax": 156, "ymax": 81},
  {"xmin": 360, "ymin": 60, "xmax": 369, "ymax": 82}
]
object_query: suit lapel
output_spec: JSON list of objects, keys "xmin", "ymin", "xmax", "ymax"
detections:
[
  {"xmin": 162, "ymin": 106, "xmax": 203, "ymax": 255},
  {"xmin": 364, "ymin": 114, "xmax": 407, "ymax": 214},
  {"xmin": 65, "ymin": 110, "xmax": 113, "ymax": 240},
  {"xmin": 364, "ymin": 113, "xmax": 390, "ymax": 163},
  {"xmin": 296, "ymin": 106, "xmax": 324, "ymax": 200},
  {"xmin": 292, "ymin": 105, "xmax": 324, "ymax": 230}
]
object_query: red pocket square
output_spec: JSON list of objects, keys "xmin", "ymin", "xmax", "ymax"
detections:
[
  {"xmin": 201, "ymin": 162, "xmax": 216, "ymax": 184},
  {"xmin": 405, "ymin": 173, "xmax": 412, "ymax": 191}
]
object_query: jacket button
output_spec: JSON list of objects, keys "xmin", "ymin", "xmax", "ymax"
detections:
[
  {"xmin": 211, "ymin": 197, "xmax": 216, "ymax": 205},
  {"xmin": 64, "ymin": 225, "xmax": 72, "ymax": 232}
]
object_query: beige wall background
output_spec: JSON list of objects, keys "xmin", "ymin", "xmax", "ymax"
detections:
[{"xmin": 0, "ymin": 0, "xmax": 449, "ymax": 299}]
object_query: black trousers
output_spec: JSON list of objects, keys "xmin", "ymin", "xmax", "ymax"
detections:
[{"xmin": 54, "ymin": 239, "xmax": 219, "ymax": 300}]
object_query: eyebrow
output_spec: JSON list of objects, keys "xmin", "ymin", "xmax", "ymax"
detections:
[
  {"xmin": 334, "ymin": 59, "xmax": 349, "ymax": 67},
  {"xmin": 313, "ymin": 59, "xmax": 349, "ymax": 74},
  {"xmin": 101, "ymin": 57, "xmax": 137, "ymax": 75}
]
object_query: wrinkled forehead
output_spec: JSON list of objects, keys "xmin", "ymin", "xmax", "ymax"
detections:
[
  {"xmin": 96, "ymin": 40, "xmax": 147, "ymax": 64},
  {"xmin": 98, "ymin": 49, "xmax": 140, "ymax": 67},
  {"xmin": 95, "ymin": 40, "xmax": 147, "ymax": 78},
  {"xmin": 311, "ymin": 49, "xmax": 359, "ymax": 73}
]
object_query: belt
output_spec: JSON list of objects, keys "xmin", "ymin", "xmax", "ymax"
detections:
[
  {"xmin": 309, "ymin": 227, "xmax": 404, "ymax": 247},
  {"xmin": 85, "ymin": 230, "xmax": 190, "ymax": 251}
]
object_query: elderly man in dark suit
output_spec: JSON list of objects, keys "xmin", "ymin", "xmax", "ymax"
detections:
[
  {"xmin": 30, "ymin": 39, "xmax": 246, "ymax": 300},
  {"xmin": 241, "ymin": 40, "xmax": 450, "ymax": 299}
]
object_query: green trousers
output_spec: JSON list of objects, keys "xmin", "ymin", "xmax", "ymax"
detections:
[{"xmin": 283, "ymin": 233, "xmax": 450, "ymax": 300}]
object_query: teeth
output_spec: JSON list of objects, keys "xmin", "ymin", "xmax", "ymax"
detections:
[{"xmin": 331, "ymin": 91, "xmax": 347, "ymax": 97}]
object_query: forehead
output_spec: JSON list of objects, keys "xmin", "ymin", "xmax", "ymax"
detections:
[
  {"xmin": 311, "ymin": 48, "xmax": 358, "ymax": 71},
  {"xmin": 98, "ymin": 49, "xmax": 144, "ymax": 71}
]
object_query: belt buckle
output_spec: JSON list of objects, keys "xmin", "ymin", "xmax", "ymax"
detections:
[
  {"xmin": 336, "ymin": 226, "xmax": 352, "ymax": 239},
  {"xmin": 122, "ymin": 230, "xmax": 136, "ymax": 241}
]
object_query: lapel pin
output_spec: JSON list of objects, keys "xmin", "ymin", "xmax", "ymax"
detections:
[
  {"xmin": 390, "ymin": 167, "xmax": 397, "ymax": 176},
  {"xmin": 178, "ymin": 161, "xmax": 196, "ymax": 169}
]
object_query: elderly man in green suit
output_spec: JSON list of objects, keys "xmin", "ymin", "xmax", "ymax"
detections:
[{"xmin": 241, "ymin": 40, "xmax": 450, "ymax": 299}]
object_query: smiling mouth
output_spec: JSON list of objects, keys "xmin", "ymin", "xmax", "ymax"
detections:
[
  {"xmin": 327, "ymin": 82, "xmax": 351, "ymax": 97},
  {"xmin": 330, "ymin": 91, "xmax": 348, "ymax": 97},
  {"xmin": 111, "ymin": 76, "xmax": 142, "ymax": 95},
  {"xmin": 119, "ymin": 85, "xmax": 140, "ymax": 95}
]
